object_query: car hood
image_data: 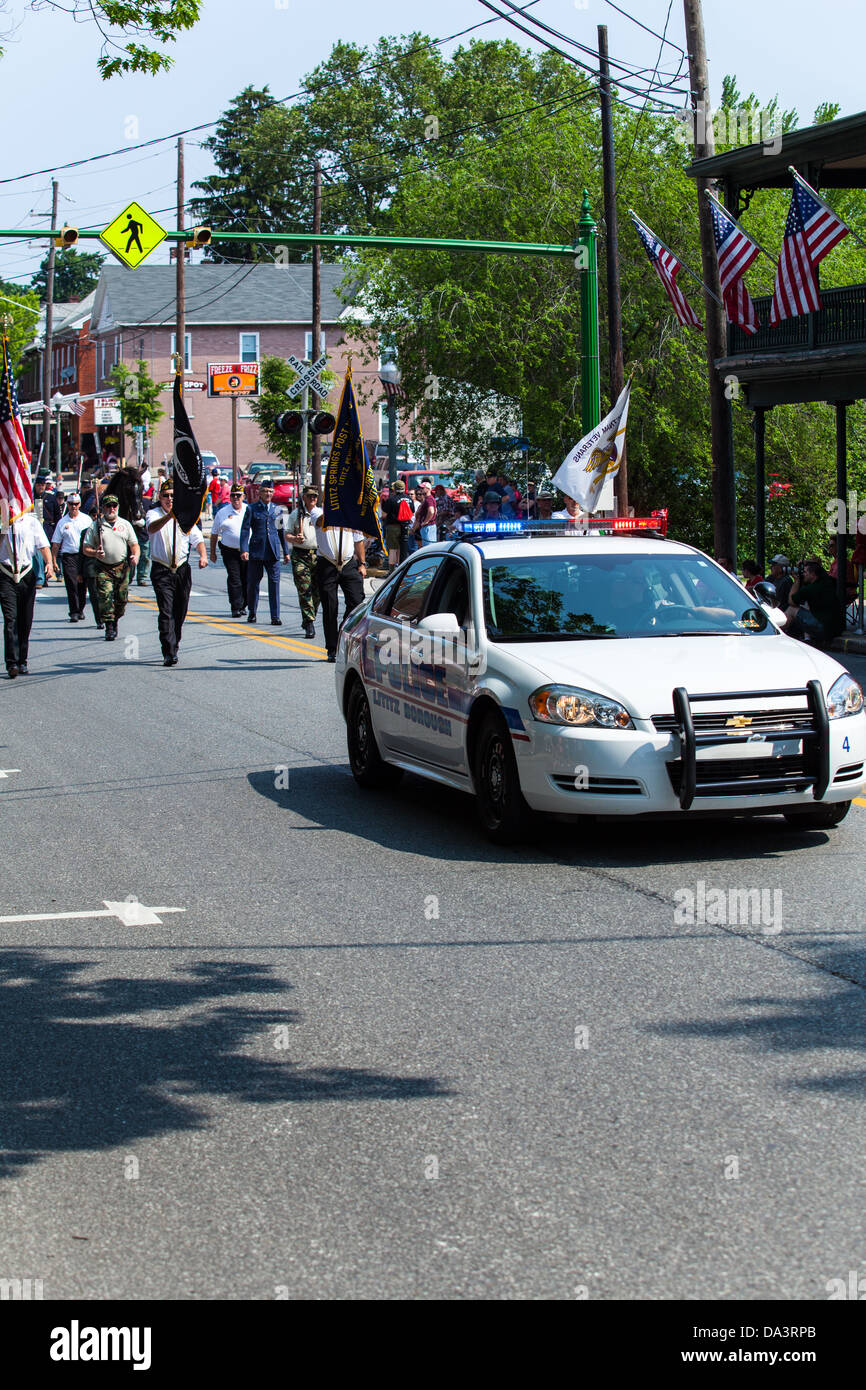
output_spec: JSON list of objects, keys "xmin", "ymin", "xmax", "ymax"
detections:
[{"xmin": 495, "ymin": 633, "xmax": 847, "ymax": 720}]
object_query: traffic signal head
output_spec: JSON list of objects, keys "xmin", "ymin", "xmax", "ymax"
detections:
[
  {"xmin": 310, "ymin": 412, "xmax": 335, "ymax": 435},
  {"xmin": 187, "ymin": 226, "xmax": 212, "ymax": 248},
  {"xmin": 55, "ymin": 225, "xmax": 79, "ymax": 249},
  {"xmin": 275, "ymin": 411, "xmax": 305, "ymax": 434}
]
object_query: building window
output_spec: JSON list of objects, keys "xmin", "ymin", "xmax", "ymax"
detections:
[
  {"xmin": 379, "ymin": 403, "xmax": 398, "ymax": 445},
  {"xmin": 170, "ymin": 332, "xmax": 192, "ymax": 372},
  {"xmin": 304, "ymin": 330, "xmax": 326, "ymax": 360},
  {"xmin": 239, "ymin": 332, "xmax": 259, "ymax": 363}
]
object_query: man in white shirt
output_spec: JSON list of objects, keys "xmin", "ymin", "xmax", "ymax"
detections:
[
  {"xmin": 82, "ymin": 495, "xmax": 140, "ymax": 642},
  {"xmin": 313, "ymin": 512, "xmax": 367, "ymax": 662},
  {"xmin": 552, "ymin": 495, "xmax": 585, "ymax": 522},
  {"xmin": 50, "ymin": 494, "xmax": 92, "ymax": 622},
  {"xmin": 285, "ymin": 486, "xmax": 320, "ymax": 638},
  {"xmin": 146, "ymin": 479, "xmax": 208, "ymax": 666},
  {"xmin": 0, "ymin": 511, "xmax": 54, "ymax": 676},
  {"xmin": 210, "ymin": 483, "xmax": 248, "ymax": 617}
]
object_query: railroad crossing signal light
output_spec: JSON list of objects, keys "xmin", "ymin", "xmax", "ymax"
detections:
[
  {"xmin": 187, "ymin": 226, "xmax": 212, "ymax": 248},
  {"xmin": 275, "ymin": 411, "xmax": 305, "ymax": 434},
  {"xmin": 275, "ymin": 410, "xmax": 335, "ymax": 435},
  {"xmin": 310, "ymin": 411, "xmax": 335, "ymax": 434},
  {"xmin": 55, "ymin": 225, "xmax": 79, "ymax": 248}
]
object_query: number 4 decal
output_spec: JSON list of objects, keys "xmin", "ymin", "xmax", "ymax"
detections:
[{"xmin": 842, "ymin": 736, "xmax": 851, "ymax": 752}]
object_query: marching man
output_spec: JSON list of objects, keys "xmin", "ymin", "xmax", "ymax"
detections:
[
  {"xmin": 146, "ymin": 479, "xmax": 208, "ymax": 666},
  {"xmin": 81, "ymin": 494, "xmax": 140, "ymax": 642},
  {"xmin": 0, "ymin": 510, "xmax": 54, "ymax": 677}
]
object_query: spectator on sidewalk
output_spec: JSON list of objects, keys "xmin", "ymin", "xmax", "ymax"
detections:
[{"xmin": 786, "ymin": 558, "xmax": 844, "ymax": 646}]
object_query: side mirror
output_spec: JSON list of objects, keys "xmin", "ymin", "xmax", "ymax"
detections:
[
  {"xmin": 417, "ymin": 611, "xmax": 460, "ymax": 635},
  {"xmin": 753, "ymin": 580, "xmax": 777, "ymax": 605}
]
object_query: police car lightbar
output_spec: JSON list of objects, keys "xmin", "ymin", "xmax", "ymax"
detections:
[{"xmin": 459, "ymin": 510, "xmax": 668, "ymax": 539}]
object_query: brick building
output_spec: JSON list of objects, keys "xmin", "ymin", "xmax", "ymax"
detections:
[{"xmin": 87, "ymin": 263, "xmax": 421, "ymax": 471}]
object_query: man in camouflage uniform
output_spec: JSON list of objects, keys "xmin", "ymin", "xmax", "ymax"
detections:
[
  {"xmin": 82, "ymin": 495, "xmax": 140, "ymax": 642},
  {"xmin": 285, "ymin": 486, "xmax": 321, "ymax": 639}
]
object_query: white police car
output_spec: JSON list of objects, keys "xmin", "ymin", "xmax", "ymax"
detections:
[{"xmin": 335, "ymin": 522, "xmax": 866, "ymax": 841}]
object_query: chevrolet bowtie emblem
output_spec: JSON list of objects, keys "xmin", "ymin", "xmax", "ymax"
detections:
[{"xmin": 727, "ymin": 715, "xmax": 752, "ymax": 728}]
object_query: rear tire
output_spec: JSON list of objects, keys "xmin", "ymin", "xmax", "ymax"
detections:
[
  {"xmin": 473, "ymin": 711, "xmax": 533, "ymax": 844},
  {"xmin": 783, "ymin": 800, "xmax": 851, "ymax": 830},
  {"xmin": 346, "ymin": 682, "xmax": 403, "ymax": 789}
]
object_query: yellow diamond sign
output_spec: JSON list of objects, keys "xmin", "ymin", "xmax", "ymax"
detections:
[{"xmin": 100, "ymin": 201, "xmax": 166, "ymax": 269}]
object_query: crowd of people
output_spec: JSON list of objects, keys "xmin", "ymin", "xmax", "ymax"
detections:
[{"xmin": 3, "ymin": 456, "xmax": 863, "ymax": 679}]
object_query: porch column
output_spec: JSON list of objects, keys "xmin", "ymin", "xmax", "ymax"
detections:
[
  {"xmin": 753, "ymin": 407, "xmax": 766, "ymax": 573},
  {"xmin": 836, "ymin": 401, "xmax": 851, "ymax": 613}
]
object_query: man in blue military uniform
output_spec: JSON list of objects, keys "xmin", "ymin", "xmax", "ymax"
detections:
[{"xmin": 239, "ymin": 479, "xmax": 290, "ymax": 624}]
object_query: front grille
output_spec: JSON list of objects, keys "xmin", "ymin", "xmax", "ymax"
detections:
[
  {"xmin": 551, "ymin": 774, "xmax": 643, "ymax": 795},
  {"xmin": 834, "ymin": 762, "xmax": 865, "ymax": 784},
  {"xmin": 652, "ymin": 706, "xmax": 812, "ymax": 735},
  {"xmin": 667, "ymin": 755, "xmax": 810, "ymax": 798}
]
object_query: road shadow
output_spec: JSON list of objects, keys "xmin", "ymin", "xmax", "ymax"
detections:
[
  {"xmin": 647, "ymin": 933, "xmax": 866, "ymax": 1096},
  {"xmin": 0, "ymin": 951, "xmax": 451, "ymax": 1179},
  {"xmin": 247, "ymin": 763, "xmax": 841, "ymax": 870}
]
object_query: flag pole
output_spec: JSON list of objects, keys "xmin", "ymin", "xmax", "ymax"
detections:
[
  {"xmin": 787, "ymin": 166, "xmax": 866, "ymax": 251},
  {"xmin": 703, "ymin": 189, "xmax": 778, "ymax": 270},
  {"xmin": 627, "ymin": 210, "xmax": 724, "ymax": 307}
]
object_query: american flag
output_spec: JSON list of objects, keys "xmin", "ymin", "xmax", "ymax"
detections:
[
  {"xmin": 631, "ymin": 213, "xmax": 702, "ymax": 330},
  {"xmin": 770, "ymin": 179, "xmax": 849, "ymax": 326},
  {"xmin": 709, "ymin": 198, "xmax": 760, "ymax": 335},
  {"xmin": 58, "ymin": 395, "xmax": 85, "ymax": 417},
  {"xmin": 0, "ymin": 336, "xmax": 33, "ymax": 521},
  {"xmin": 379, "ymin": 375, "xmax": 406, "ymax": 401}
]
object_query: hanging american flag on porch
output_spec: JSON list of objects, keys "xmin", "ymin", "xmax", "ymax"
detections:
[
  {"xmin": 770, "ymin": 177, "xmax": 849, "ymax": 325},
  {"xmin": 0, "ymin": 336, "xmax": 33, "ymax": 521},
  {"xmin": 708, "ymin": 197, "xmax": 760, "ymax": 335},
  {"xmin": 630, "ymin": 212, "xmax": 702, "ymax": 330}
]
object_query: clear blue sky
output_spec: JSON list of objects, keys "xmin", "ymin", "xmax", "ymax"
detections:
[{"xmin": 0, "ymin": 0, "xmax": 861, "ymax": 288}]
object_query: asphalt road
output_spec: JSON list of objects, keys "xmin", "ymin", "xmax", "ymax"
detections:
[{"xmin": 3, "ymin": 559, "xmax": 866, "ymax": 1301}]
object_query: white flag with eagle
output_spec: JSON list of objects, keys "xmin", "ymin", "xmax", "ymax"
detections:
[{"xmin": 551, "ymin": 380, "xmax": 631, "ymax": 514}]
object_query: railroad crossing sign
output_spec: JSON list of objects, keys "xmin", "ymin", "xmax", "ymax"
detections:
[
  {"xmin": 100, "ymin": 201, "xmax": 167, "ymax": 268},
  {"xmin": 286, "ymin": 353, "xmax": 328, "ymax": 399}
]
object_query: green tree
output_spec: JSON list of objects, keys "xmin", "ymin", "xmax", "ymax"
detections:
[
  {"xmin": 28, "ymin": 1, "xmax": 203, "ymax": 78},
  {"xmin": 108, "ymin": 360, "xmax": 164, "ymax": 451},
  {"xmin": 31, "ymin": 249, "xmax": 104, "ymax": 304},
  {"xmin": 0, "ymin": 280, "xmax": 41, "ymax": 373}
]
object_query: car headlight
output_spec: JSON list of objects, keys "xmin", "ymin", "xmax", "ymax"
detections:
[
  {"xmin": 529, "ymin": 684, "xmax": 634, "ymax": 729},
  {"xmin": 826, "ymin": 673, "xmax": 864, "ymax": 719}
]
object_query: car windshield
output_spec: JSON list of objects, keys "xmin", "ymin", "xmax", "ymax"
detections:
[{"xmin": 482, "ymin": 552, "xmax": 776, "ymax": 641}]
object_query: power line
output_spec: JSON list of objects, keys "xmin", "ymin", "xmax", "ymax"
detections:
[
  {"xmin": 0, "ymin": 7, "xmax": 543, "ymax": 190},
  {"xmin": 603, "ymin": 0, "xmax": 687, "ymax": 59},
  {"xmin": 620, "ymin": 0, "xmax": 676, "ymax": 180}
]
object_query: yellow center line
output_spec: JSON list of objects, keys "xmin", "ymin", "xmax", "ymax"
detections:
[{"xmin": 129, "ymin": 596, "xmax": 327, "ymax": 658}]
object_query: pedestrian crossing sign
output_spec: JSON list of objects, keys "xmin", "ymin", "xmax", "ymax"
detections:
[{"xmin": 100, "ymin": 201, "xmax": 166, "ymax": 268}]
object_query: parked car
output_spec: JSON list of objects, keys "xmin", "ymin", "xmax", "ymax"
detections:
[{"xmin": 243, "ymin": 469, "xmax": 297, "ymax": 510}]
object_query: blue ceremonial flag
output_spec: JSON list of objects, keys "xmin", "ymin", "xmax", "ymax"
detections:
[{"xmin": 323, "ymin": 366, "xmax": 384, "ymax": 545}]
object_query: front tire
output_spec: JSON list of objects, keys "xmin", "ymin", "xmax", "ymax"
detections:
[
  {"xmin": 784, "ymin": 800, "xmax": 851, "ymax": 830},
  {"xmin": 473, "ymin": 711, "xmax": 533, "ymax": 844},
  {"xmin": 346, "ymin": 682, "xmax": 403, "ymax": 789}
]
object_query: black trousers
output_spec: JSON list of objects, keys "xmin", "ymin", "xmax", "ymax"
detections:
[
  {"xmin": 316, "ymin": 556, "xmax": 365, "ymax": 653},
  {"xmin": 219, "ymin": 543, "xmax": 247, "ymax": 613},
  {"xmin": 0, "ymin": 567, "xmax": 37, "ymax": 669},
  {"xmin": 61, "ymin": 552, "xmax": 86, "ymax": 617},
  {"xmin": 151, "ymin": 560, "xmax": 192, "ymax": 659}
]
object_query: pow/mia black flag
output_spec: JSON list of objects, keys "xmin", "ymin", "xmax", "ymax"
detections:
[{"xmin": 170, "ymin": 376, "xmax": 207, "ymax": 533}]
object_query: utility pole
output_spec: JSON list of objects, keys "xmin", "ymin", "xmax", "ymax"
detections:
[
  {"xmin": 42, "ymin": 180, "xmax": 59, "ymax": 477},
  {"xmin": 598, "ymin": 25, "xmax": 627, "ymax": 516},
  {"xmin": 311, "ymin": 158, "xmax": 322, "ymax": 493},
  {"xmin": 683, "ymin": 0, "xmax": 736, "ymax": 563},
  {"xmin": 175, "ymin": 138, "xmax": 185, "ymax": 395}
]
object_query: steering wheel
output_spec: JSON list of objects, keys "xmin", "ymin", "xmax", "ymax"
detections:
[{"xmin": 651, "ymin": 604, "xmax": 701, "ymax": 628}]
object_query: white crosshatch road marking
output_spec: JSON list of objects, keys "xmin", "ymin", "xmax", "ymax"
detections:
[{"xmin": 0, "ymin": 899, "xmax": 186, "ymax": 927}]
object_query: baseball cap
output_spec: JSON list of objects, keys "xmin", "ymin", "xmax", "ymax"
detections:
[
  {"xmin": 393, "ymin": 479, "xmax": 406, "ymax": 492},
  {"xmin": 102, "ymin": 496, "xmax": 119, "ymax": 507},
  {"xmin": 69, "ymin": 493, "xmax": 81, "ymax": 504},
  {"xmin": 770, "ymin": 553, "xmax": 790, "ymax": 566},
  {"xmin": 230, "ymin": 483, "xmax": 244, "ymax": 495}
]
